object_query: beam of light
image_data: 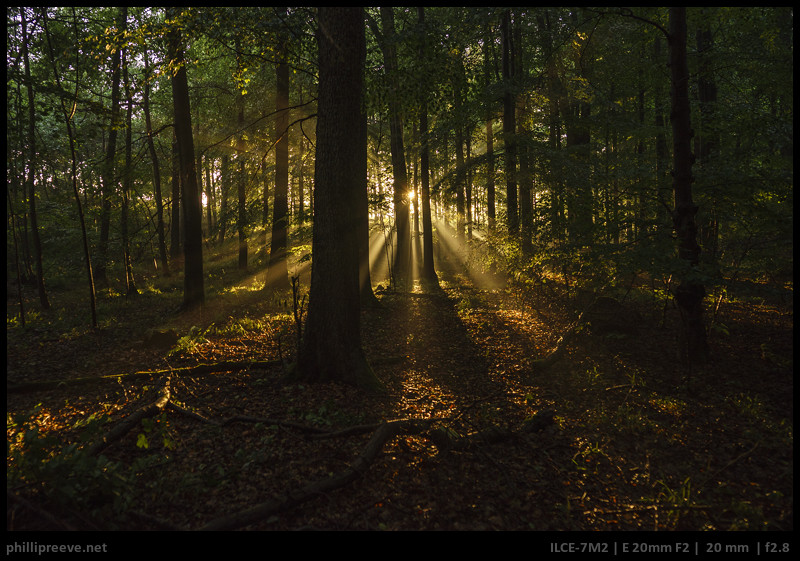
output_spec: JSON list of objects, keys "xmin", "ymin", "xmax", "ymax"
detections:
[
  {"xmin": 410, "ymin": 229, "xmax": 420, "ymax": 291},
  {"xmin": 433, "ymin": 217, "xmax": 505, "ymax": 292},
  {"xmin": 368, "ymin": 223, "xmax": 393, "ymax": 286}
]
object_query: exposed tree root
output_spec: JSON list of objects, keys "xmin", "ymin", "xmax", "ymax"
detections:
[
  {"xmin": 197, "ymin": 418, "xmax": 430, "ymax": 531},
  {"xmin": 196, "ymin": 410, "xmax": 554, "ymax": 531}
]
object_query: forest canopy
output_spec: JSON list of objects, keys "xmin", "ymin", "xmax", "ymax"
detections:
[{"xmin": 7, "ymin": 7, "xmax": 792, "ymax": 319}]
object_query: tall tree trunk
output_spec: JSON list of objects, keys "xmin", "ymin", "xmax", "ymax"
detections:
[
  {"xmin": 375, "ymin": 6, "xmax": 411, "ymax": 287},
  {"xmin": 205, "ymin": 160, "xmax": 215, "ymax": 239},
  {"xmin": 167, "ymin": 8, "xmax": 204, "ymax": 310},
  {"xmin": 501, "ymin": 10, "xmax": 518, "ymax": 235},
  {"xmin": 267, "ymin": 34, "xmax": 291, "ymax": 290},
  {"xmin": 357, "ymin": 74, "xmax": 379, "ymax": 306},
  {"xmin": 454, "ymin": 72, "xmax": 466, "ymax": 244},
  {"xmin": 669, "ymin": 7, "xmax": 708, "ymax": 372},
  {"xmin": 696, "ymin": 10, "xmax": 719, "ymax": 264},
  {"xmin": 97, "ymin": 7, "xmax": 125, "ymax": 285},
  {"xmin": 120, "ymin": 10, "xmax": 137, "ymax": 296},
  {"xmin": 170, "ymin": 132, "xmax": 181, "ymax": 258},
  {"xmin": 482, "ymin": 23, "xmax": 497, "ymax": 234},
  {"xmin": 296, "ymin": 7, "xmax": 382, "ymax": 392},
  {"xmin": 465, "ymin": 124, "xmax": 473, "ymax": 241},
  {"xmin": 515, "ymin": 22, "xmax": 532, "ymax": 253},
  {"xmin": 418, "ymin": 7, "xmax": 438, "ymax": 287},
  {"xmin": 143, "ymin": 49, "xmax": 169, "ymax": 276},
  {"xmin": 537, "ymin": 10, "xmax": 564, "ymax": 242},
  {"xmin": 653, "ymin": 35, "xmax": 670, "ymax": 229},
  {"xmin": 296, "ymin": 111, "xmax": 305, "ymax": 224},
  {"xmin": 237, "ymin": 86, "xmax": 248, "ymax": 271},
  {"xmin": 219, "ymin": 154, "xmax": 229, "ymax": 244},
  {"xmin": 20, "ymin": 7, "xmax": 50, "ymax": 309},
  {"xmin": 261, "ymin": 158, "xmax": 269, "ymax": 245}
]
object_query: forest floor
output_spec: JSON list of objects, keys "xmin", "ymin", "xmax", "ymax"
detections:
[{"xmin": 6, "ymin": 234, "xmax": 794, "ymax": 534}]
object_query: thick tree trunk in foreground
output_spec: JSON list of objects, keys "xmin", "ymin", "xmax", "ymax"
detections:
[
  {"xmin": 669, "ymin": 7, "xmax": 708, "ymax": 372},
  {"xmin": 295, "ymin": 7, "xmax": 382, "ymax": 391}
]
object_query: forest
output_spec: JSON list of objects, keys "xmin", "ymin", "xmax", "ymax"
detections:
[{"xmin": 6, "ymin": 7, "xmax": 793, "ymax": 536}]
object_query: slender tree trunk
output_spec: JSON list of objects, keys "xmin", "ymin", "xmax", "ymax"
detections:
[
  {"xmin": 465, "ymin": 124, "xmax": 473, "ymax": 241},
  {"xmin": 669, "ymin": 7, "xmax": 708, "ymax": 372},
  {"xmin": 483, "ymin": 24, "xmax": 496, "ymax": 234},
  {"xmin": 297, "ymin": 112, "xmax": 305, "ymax": 224},
  {"xmin": 515, "ymin": 22, "xmax": 532, "ymax": 253},
  {"xmin": 20, "ymin": 7, "xmax": 50, "ymax": 310},
  {"xmin": 653, "ymin": 36, "xmax": 670, "ymax": 229},
  {"xmin": 143, "ymin": 49, "xmax": 169, "ymax": 276},
  {"xmin": 696, "ymin": 11, "xmax": 719, "ymax": 264},
  {"xmin": 205, "ymin": 160, "xmax": 215, "ymax": 239},
  {"xmin": 170, "ymin": 132, "xmax": 181, "ymax": 258},
  {"xmin": 357, "ymin": 75, "xmax": 379, "ymax": 306},
  {"xmin": 267, "ymin": 34, "xmax": 291, "ymax": 290},
  {"xmin": 375, "ymin": 6, "xmax": 411, "ymax": 287},
  {"xmin": 261, "ymin": 159, "xmax": 269, "ymax": 244},
  {"xmin": 219, "ymin": 154, "xmax": 229, "ymax": 244},
  {"xmin": 296, "ymin": 7, "xmax": 382, "ymax": 392},
  {"xmin": 418, "ymin": 7, "xmax": 438, "ymax": 287},
  {"xmin": 167, "ymin": 8, "xmax": 204, "ymax": 310},
  {"xmin": 120, "ymin": 8, "xmax": 137, "ymax": 295},
  {"xmin": 454, "ymin": 75, "xmax": 466, "ymax": 244},
  {"xmin": 501, "ymin": 10, "xmax": 518, "ymax": 235},
  {"xmin": 237, "ymin": 88, "xmax": 248, "ymax": 271},
  {"xmin": 97, "ymin": 8, "xmax": 125, "ymax": 285}
]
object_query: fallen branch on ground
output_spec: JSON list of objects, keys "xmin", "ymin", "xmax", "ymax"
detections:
[{"xmin": 86, "ymin": 376, "xmax": 172, "ymax": 457}]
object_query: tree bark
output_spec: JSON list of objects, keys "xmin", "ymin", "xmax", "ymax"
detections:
[
  {"xmin": 454, "ymin": 70, "xmax": 466, "ymax": 244},
  {"xmin": 219, "ymin": 154, "xmax": 229, "ymax": 244},
  {"xmin": 515, "ymin": 22, "xmax": 533, "ymax": 253},
  {"xmin": 120, "ymin": 7, "xmax": 137, "ymax": 295},
  {"xmin": 501, "ymin": 10, "xmax": 518, "ymax": 235},
  {"xmin": 237, "ymin": 103, "xmax": 248, "ymax": 271},
  {"xmin": 170, "ymin": 132, "xmax": 181, "ymax": 258},
  {"xmin": 375, "ymin": 7, "xmax": 411, "ymax": 287},
  {"xmin": 143, "ymin": 49, "xmax": 169, "ymax": 276},
  {"xmin": 669, "ymin": 7, "xmax": 708, "ymax": 372},
  {"xmin": 295, "ymin": 7, "xmax": 383, "ymax": 392},
  {"xmin": 696, "ymin": 10, "xmax": 719, "ymax": 264},
  {"xmin": 167, "ymin": 8, "xmax": 204, "ymax": 310},
  {"xmin": 482, "ymin": 22, "xmax": 497, "ymax": 235},
  {"xmin": 96, "ymin": 8, "xmax": 125, "ymax": 286},
  {"xmin": 267, "ymin": 33, "xmax": 291, "ymax": 290},
  {"xmin": 418, "ymin": 7, "xmax": 439, "ymax": 286}
]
